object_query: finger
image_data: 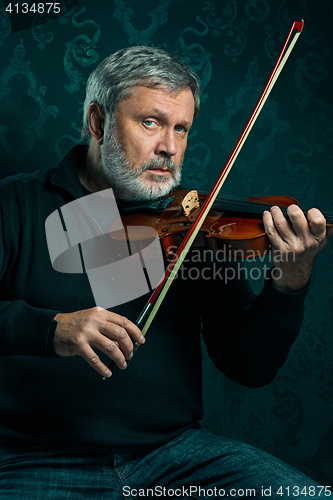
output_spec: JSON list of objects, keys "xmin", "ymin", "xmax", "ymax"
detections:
[
  {"xmin": 91, "ymin": 335, "xmax": 128, "ymax": 370},
  {"xmin": 269, "ymin": 205, "xmax": 297, "ymax": 243},
  {"xmin": 98, "ymin": 321, "xmax": 132, "ymax": 359},
  {"xmin": 286, "ymin": 204, "xmax": 314, "ymax": 242},
  {"xmin": 262, "ymin": 209, "xmax": 290, "ymax": 250},
  {"xmin": 98, "ymin": 308, "xmax": 145, "ymax": 344},
  {"xmin": 80, "ymin": 344, "xmax": 112, "ymax": 379},
  {"xmin": 94, "ymin": 309, "xmax": 144, "ymax": 360},
  {"xmin": 307, "ymin": 208, "xmax": 327, "ymax": 240}
]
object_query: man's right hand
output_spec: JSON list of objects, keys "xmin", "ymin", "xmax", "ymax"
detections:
[{"xmin": 53, "ymin": 307, "xmax": 145, "ymax": 378}]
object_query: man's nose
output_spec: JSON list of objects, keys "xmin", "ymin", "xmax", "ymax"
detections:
[{"xmin": 154, "ymin": 131, "xmax": 177, "ymax": 157}]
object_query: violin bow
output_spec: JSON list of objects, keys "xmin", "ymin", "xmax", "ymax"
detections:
[{"xmin": 107, "ymin": 20, "xmax": 304, "ymax": 373}]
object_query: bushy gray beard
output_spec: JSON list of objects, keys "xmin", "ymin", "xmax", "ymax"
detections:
[{"xmin": 100, "ymin": 126, "xmax": 183, "ymax": 201}]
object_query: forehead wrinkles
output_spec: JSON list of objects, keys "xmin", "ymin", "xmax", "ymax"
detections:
[
  {"xmin": 147, "ymin": 107, "xmax": 193, "ymax": 128},
  {"xmin": 117, "ymin": 87, "xmax": 194, "ymax": 125}
]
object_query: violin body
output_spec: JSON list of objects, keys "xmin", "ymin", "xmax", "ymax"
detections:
[{"xmin": 110, "ymin": 190, "xmax": 299, "ymax": 259}]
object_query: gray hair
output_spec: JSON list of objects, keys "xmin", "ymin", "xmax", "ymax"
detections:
[{"xmin": 81, "ymin": 46, "xmax": 201, "ymax": 142}]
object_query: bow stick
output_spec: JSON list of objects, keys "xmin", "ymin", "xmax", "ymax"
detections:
[{"xmin": 107, "ymin": 20, "xmax": 304, "ymax": 374}]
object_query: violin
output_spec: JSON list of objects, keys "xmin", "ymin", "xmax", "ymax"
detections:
[
  {"xmin": 113, "ymin": 190, "xmax": 310, "ymax": 259},
  {"xmin": 111, "ymin": 189, "xmax": 333, "ymax": 259},
  {"xmin": 106, "ymin": 185, "xmax": 332, "ymax": 377}
]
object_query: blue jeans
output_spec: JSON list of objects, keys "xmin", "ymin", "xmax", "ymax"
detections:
[{"xmin": 0, "ymin": 429, "xmax": 323, "ymax": 499}]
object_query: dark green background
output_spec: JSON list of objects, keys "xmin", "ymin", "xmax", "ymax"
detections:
[{"xmin": 0, "ymin": 0, "xmax": 332, "ymax": 486}]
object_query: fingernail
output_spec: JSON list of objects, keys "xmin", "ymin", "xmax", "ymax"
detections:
[
  {"xmin": 105, "ymin": 370, "xmax": 112, "ymax": 378},
  {"xmin": 271, "ymin": 206, "xmax": 278, "ymax": 211},
  {"xmin": 122, "ymin": 362, "xmax": 127, "ymax": 369},
  {"xmin": 128, "ymin": 352, "xmax": 133, "ymax": 358},
  {"xmin": 139, "ymin": 335, "xmax": 145, "ymax": 343},
  {"xmin": 263, "ymin": 211, "xmax": 270, "ymax": 216}
]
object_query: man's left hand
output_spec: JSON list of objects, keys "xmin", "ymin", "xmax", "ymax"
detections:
[{"xmin": 262, "ymin": 205, "xmax": 333, "ymax": 293}]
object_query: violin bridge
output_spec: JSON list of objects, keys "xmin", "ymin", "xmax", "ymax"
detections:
[{"xmin": 182, "ymin": 190, "xmax": 200, "ymax": 221}]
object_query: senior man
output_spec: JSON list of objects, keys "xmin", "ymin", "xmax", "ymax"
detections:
[{"xmin": 0, "ymin": 46, "xmax": 331, "ymax": 499}]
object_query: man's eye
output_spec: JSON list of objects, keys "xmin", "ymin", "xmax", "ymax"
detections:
[
  {"xmin": 144, "ymin": 120, "xmax": 156, "ymax": 127},
  {"xmin": 175, "ymin": 126, "xmax": 186, "ymax": 133}
]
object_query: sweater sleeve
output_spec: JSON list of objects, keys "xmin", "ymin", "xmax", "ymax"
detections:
[
  {"xmin": 0, "ymin": 198, "xmax": 60, "ymax": 358},
  {"xmin": 201, "ymin": 261, "xmax": 309, "ymax": 388},
  {"xmin": 0, "ymin": 300, "xmax": 60, "ymax": 357}
]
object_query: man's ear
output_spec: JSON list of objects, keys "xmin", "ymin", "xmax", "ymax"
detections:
[{"xmin": 88, "ymin": 103, "xmax": 105, "ymax": 145}]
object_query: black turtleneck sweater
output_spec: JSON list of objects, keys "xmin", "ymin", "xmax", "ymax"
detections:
[{"xmin": 0, "ymin": 146, "xmax": 308, "ymax": 451}]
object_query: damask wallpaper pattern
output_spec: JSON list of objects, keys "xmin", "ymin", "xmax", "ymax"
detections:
[{"xmin": 0, "ymin": 0, "xmax": 332, "ymax": 486}]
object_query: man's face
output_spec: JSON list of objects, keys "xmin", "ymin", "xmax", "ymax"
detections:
[{"xmin": 100, "ymin": 86, "xmax": 195, "ymax": 200}]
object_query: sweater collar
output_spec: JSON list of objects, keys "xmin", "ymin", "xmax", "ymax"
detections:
[{"xmin": 50, "ymin": 145, "xmax": 88, "ymax": 199}]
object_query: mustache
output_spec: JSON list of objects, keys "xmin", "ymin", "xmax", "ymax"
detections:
[{"xmin": 136, "ymin": 158, "xmax": 178, "ymax": 177}]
